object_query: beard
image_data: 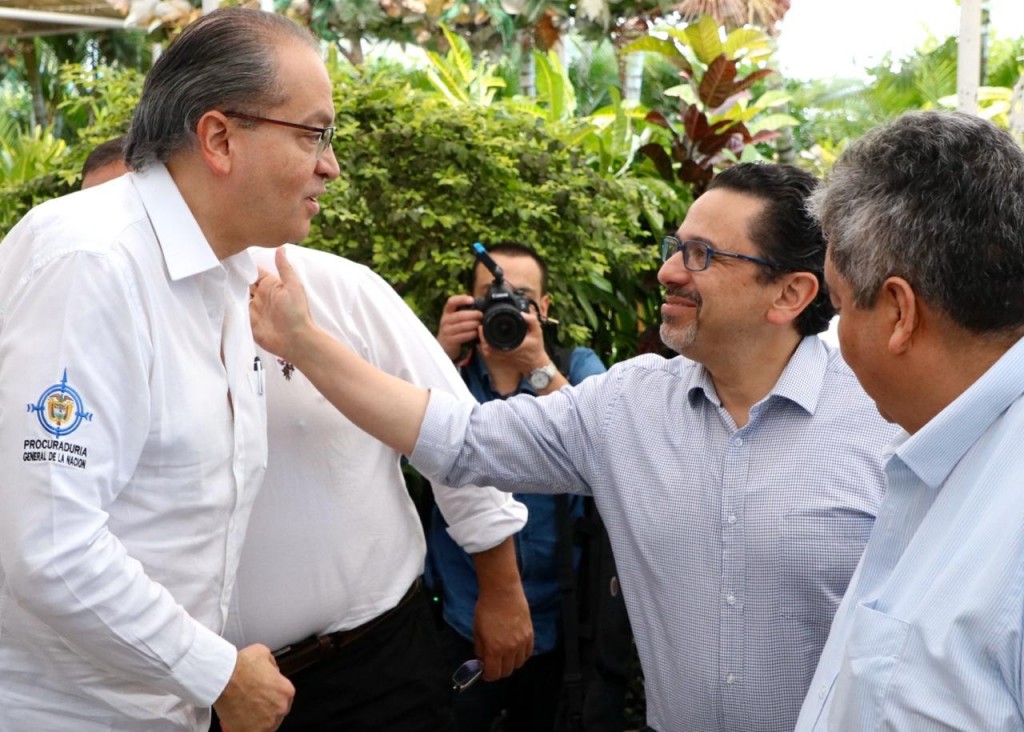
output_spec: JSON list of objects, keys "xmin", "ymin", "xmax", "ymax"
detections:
[{"xmin": 659, "ymin": 287, "xmax": 702, "ymax": 355}]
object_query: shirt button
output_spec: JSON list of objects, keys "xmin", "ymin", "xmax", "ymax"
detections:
[
  {"xmin": 733, "ymin": 437, "xmax": 743, "ymax": 446},
  {"xmin": 726, "ymin": 673, "xmax": 736, "ymax": 684},
  {"xmin": 727, "ymin": 514, "xmax": 737, "ymax": 524},
  {"xmin": 726, "ymin": 594, "xmax": 736, "ymax": 606}
]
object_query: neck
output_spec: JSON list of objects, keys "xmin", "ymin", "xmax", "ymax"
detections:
[
  {"xmin": 166, "ymin": 155, "xmax": 242, "ymax": 261},
  {"xmin": 483, "ymin": 355, "xmax": 525, "ymax": 396},
  {"xmin": 701, "ymin": 329, "xmax": 804, "ymax": 429},
  {"xmin": 894, "ymin": 329, "xmax": 1020, "ymax": 434}
]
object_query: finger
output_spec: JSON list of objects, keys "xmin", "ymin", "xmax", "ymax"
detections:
[
  {"xmin": 274, "ymin": 246, "xmax": 296, "ymax": 285},
  {"xmin": 443, "ymin": 294, "xmax": 475, "ymax": 313}
]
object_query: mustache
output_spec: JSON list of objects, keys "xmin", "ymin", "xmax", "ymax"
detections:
[{"xmin": 664, "ymin": 287, "xmax": 702, "ymax": 307}]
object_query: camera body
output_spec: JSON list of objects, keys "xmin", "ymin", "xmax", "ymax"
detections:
[
  {"xmin": 459, "ymin": 242, "xmax": 532, "ymax": 351},
  {"xmin": 460, "ymin": 280, "xmax": 531, "ymax": 351}
]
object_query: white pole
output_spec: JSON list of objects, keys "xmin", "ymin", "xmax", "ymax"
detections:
[{"xmin": 957, "ymin": 0, "xmax": 982, "ymax": 114}]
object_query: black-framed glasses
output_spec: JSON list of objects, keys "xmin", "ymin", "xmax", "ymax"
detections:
[
  {"xmin": 223, "ymin": 111, "xmax": 335, "ymax": 159},
  {"xmin": 452, "ymin": 659, "xmax": 484, "ymax": 692},
  {"xmin": 661, "ymin": 235, "xmax": 782, "ymax": 272}
]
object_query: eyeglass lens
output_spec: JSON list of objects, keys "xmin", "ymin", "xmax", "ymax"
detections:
[
  {"xmin": 316, "ymin": 128, "xmax": 334, "ymax": 159},
  {"xmin": 452, "ymin": 658, "xmax": 484, "ymax": 692},
  {"xmin": 662, "ymin": 238, "xmax": 710, "ymax": 270}
]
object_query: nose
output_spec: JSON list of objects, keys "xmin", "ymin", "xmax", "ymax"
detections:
[
  {"xmin": 657, "ymin": 251, "xmax": 693, "ymax": 288},
  {"xmin": 316, "ymin": 144, "xmax": 341, "ymax": 180}
]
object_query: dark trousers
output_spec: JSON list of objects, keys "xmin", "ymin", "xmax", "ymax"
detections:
[
  {"xmin": 440, "ymin": 623, "xmax": 563, "ymax": 732},
  {"xmin": 211, "ymin": 585, "xmax": 455, "ymax": 732}
]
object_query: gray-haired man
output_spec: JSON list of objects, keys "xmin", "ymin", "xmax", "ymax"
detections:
[{"xmin": 0, "ymin": 8, "xmax": 338, "ymax": 731}]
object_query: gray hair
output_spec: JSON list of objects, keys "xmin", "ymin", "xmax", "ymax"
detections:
[
  {"xmin": 809, "ymin": 110, "xmax": 1024, "ymax": 334},
  {"xmin": 125, "ymin": 7, "xmax": 319, "ymax": 171}
]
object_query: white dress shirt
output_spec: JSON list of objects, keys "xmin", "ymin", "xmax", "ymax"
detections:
[
  {"xmin": 0, "ymin": 166, "xmax": 266, "ymax": 731},
  {"xmin": 224, "ymin": 245, "xmax": 526, "ymax": 651}
]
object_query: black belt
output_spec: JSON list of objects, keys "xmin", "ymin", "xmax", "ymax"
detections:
[{"xmin": 272, "ymin": 578, "xmax": 422, "ymax": 678}]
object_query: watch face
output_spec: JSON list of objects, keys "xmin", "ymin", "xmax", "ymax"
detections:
[{"xmin": 529, "ymin": 367, "xmax": 552, "ymax": 389}]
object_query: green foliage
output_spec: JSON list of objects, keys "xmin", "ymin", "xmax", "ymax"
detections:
[
  {"xmin": 422, "ymin": 24, "xmax": 507, "ymax": 105},
  {"xmin": 788, "ymin": 32, "xmax": 1024, "ymax": 174},
  {"xmin": 0, "ymin": 64, "xmax": 142, "ymax": 236},
  {"xmin": 316, "ymin": 61, "xmax": 657, "ymax": 360}
]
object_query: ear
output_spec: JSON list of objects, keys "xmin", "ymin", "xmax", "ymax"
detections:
[
  {"xmin": 538, "ymin": 293, "xmax": 551, "ymax": 318},
  {"xmin": 766, "ymin": 271, "xmax": 819, "ymax": 327},
  {"xmin": 194, "ymin": 110, "xmax": 233, "ymax": 176},
  {"xmin": 880, "ymin": 276, "xmax": 918, "ymax": 354}
]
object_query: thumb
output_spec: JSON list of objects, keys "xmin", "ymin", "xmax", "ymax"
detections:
[{"xmin": 275, "ymin": 245, "xmax": 296, "ymax": 285}]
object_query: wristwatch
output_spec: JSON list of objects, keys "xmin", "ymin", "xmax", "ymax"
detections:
[{"xmin": 527, "ymin": 362, "xmax": 558, "ymax": 390}]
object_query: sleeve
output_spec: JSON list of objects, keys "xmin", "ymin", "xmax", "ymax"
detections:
[
  {"xmin": 309, "ymin": 253, "xmax": 527, "ymax": 554},
  {"xmin": 412, "ymin": 369, "xmax": 615, "ymax": 498},
  {"xmin": 0, "ymin": 244, "xmax": 236, "ymax": 707}
]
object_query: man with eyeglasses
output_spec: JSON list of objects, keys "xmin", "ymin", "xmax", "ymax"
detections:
[
  {"xmin": 248, "ymin": 162, "xmax": 899, "ymax": 732},
  {"xmin": 0, "ymin": 8, "xmax": 339, "ymax": 732}
]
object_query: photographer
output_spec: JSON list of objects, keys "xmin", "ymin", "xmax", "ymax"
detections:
[{"xmin": 429, "ymin": 243, "xmax": 606, "ymax": 731}]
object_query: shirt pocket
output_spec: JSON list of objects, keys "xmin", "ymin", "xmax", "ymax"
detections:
[{"xmin": 829, "ymin": 603, "xmax": 911, "ymax": 731}]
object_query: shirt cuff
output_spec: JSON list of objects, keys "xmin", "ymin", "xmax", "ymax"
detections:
[
  {"xmin": 445, "ymin": 499, "xmax": 528, "ymax": 555},
  {"xmin": 410, "ymin": 389, "xmax": 473, "ymax": 485},
  {"xmin": 167, "ymin": 622, "xmax": 238, "ymax": 707}
]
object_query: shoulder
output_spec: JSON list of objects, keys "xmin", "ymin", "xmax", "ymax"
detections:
[
  {"xmin": 616, "ymin": 352, "xmax": 695, "ymax": 378},
  {"xmin": 10, "ymin": 179, "xmax": 146, "ymax": 257}
]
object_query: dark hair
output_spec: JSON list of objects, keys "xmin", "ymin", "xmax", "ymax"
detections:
[
  {"xmin": 469, "ymin": 241, "xmax": 549, "ymax": 295},
  {"xmin": 811, "ymin": 110, "xmax": 1024, "ymax": 334},
  {"xmin": 124, "ymin": 7, "xmax": 318, "ymax": 171},
  {"xmin": 82, "ymin": 137, "xmax": 127, "ymax": 178},
  {"xmin": 707, "ymin": 163, "xmax": 833, "ymax": 335}
]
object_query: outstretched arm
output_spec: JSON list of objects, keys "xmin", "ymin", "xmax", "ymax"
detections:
[{"xmin": 250, "ymin": 246, "xmax": 428, "ymax": 456}]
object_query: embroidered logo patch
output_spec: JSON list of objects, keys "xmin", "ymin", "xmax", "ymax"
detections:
[{"xmin": 27, "ymin": 368, "xmax": 93, "ymax": 437}]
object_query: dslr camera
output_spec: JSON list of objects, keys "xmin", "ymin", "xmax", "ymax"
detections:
[{"xmin": 459, "ymin": 242, "xmax": 532, "ymax": 351}]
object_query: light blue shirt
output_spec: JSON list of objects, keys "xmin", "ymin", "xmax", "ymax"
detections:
[
  {"xmin": 413, "ymin": 336, "xmax": 896, "ymax": 732},
  {"xmin": 796, "ymin": 336, "xmax": 1024, "ymax": 732}
]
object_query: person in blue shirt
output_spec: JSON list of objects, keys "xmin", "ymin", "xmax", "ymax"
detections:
[
  {"xmin": 795, "ymin": 111, "xmax": 1024, "ymax": 731},
  {"xmin": 428, "ymin": 242, "xmax": 606, "ymax": 731}
]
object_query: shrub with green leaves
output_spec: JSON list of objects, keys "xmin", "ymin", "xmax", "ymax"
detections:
[{"xmin": 319, "ymin": 61, "xmax": 657, "ymax": 359}]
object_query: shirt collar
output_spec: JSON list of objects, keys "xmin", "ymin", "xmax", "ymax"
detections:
[
  {"xmin": 686, "ymin": 335, "xmax": 829, "ymax": 415},
  {"xmin": 894, "ymin": 335, "xmax": 1024, "ymax": 490},
  {"xmin": 130, "ymin": 163, "xmax": 256, "ymax": 283},
  {"xmin": 466, "ymin": 350, "xmax": 535, "ymax": 398}
]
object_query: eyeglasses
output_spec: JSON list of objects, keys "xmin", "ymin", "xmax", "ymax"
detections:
[
  {"xmin": 452, "ymin": 659, "xmax": 484, "ymax": 692},
  {"xmin": 661, "ymin": 236, "xmax": 782, "ymax": 272},
  {"xmin": 223, "ymin": 111, "xmax": 335, "ymax": 159}
]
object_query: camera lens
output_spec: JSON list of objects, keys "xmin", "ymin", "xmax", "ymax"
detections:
[{"xmin": 482, "ymin": 305, "xmax": 527, "ymax": 350}]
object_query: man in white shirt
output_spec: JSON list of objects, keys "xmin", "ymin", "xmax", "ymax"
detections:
[
  {"xmin": 0, "ymin": 8, "xmax": 338, "ymax": 732},
  {"xmin": 220, "ymin": 244, "xmax": 531, "ymax": 732}
]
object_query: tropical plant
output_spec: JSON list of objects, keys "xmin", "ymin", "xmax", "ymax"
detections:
[
  {"xmin": 625, "ymin": 15, "xmax": 796, "ymax": 194},
  {"xmin": 420, "ymin": 24, "xmax": 507, "ymax": 104}
]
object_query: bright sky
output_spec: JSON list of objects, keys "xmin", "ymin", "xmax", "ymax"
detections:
[{"xmin": 776, "ymin": 0, "xmax": 1024, "ymax": 80}]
